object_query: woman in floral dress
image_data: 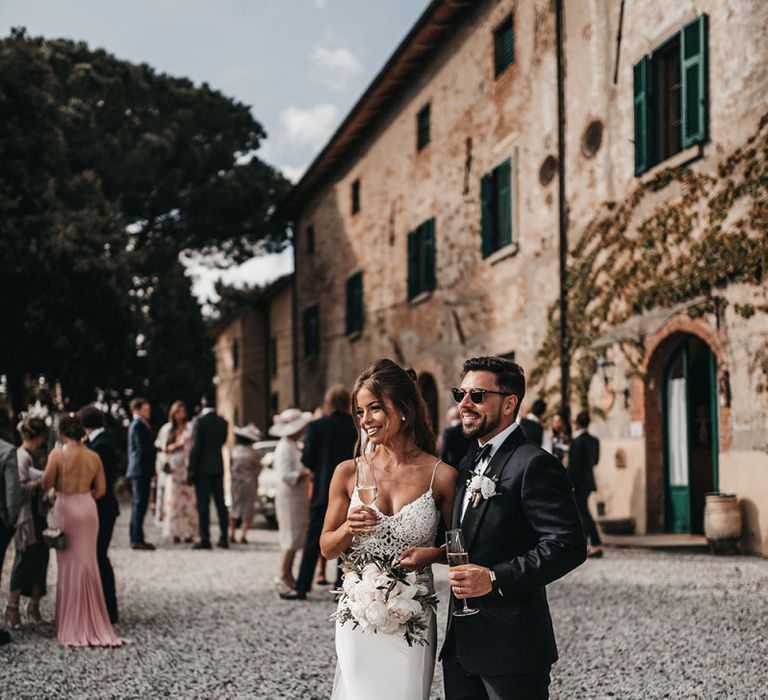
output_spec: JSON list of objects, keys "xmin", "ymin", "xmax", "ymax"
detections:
[{"xmin": 162, "ymin": 401, "xmax": 198, "ymax": 543}]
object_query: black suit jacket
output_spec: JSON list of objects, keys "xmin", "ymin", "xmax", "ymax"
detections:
[
  {"xmin": 519, "ymin": 417, "xmax": 544, "ymax": 446},
  {"xmin": 302, "ymin": 412, "xmax": 357, "ymax": 509},
  {"xmin": 442, "ymin": 428, "xmax": 586, "ymax": 675},
  {"xmin": 87, "ymin": 432, "xmax": 120, "ymax": 520},
  {"xmin": 188, "ymin": 412, "xmax": 228, "ymax": 480},
  {"xmin": 567, "ymin": 432, "xmax": 599, "ymax": 496},
  {"xmin": 439, "ymin": 424, "xmax": 471, "ymax": 468}
]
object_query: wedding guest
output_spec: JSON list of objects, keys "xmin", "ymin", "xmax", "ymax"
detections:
[
  {"xmin": 126, "ymin": 398, "xmax": 157, "ymax": 551},
  {"xmin": 41, "ymin": 413, "xmax": 128, "ymax": 647},
  {"xmin": 162, "ymin": 401, "xmax": 198, "ymax": 544},
  {"xmin": 80, "ymin": 405, "xmax": 121, "ymax": 623},
  {"xmin": 439, "ymin": 405, "xmax": 471, "ymax": 468},
  {"xmin": 0, "ymin": 437, "xmax": 20, "ymax": 645},
  {"xmin": 187, "ymin": 392, "xmax": 229, "ymax": 549},
  {"xmin": 520, "ymin": 398, "xmax": 547, "ymax": 446},
  {"xmin": 7, "ymin": 418, "xmax": 49, "ymax": 629},
  {"xmin": 281, "ymin": 387, "xmax": 356, "ymax": 600},
  {"xmin": 569, "ymin": 411, "xmax": 604, "ymax": 558},
  {"xmin": 228, "ymin": 424, "xmax": 263, "ymax": 544},
  {"xmin": 270, "ymin": 408, "xmax": 313, "ymax": 592},
  {"xmin": 550, "ymin": 410, "xmax": 572, "ymax": 466}
]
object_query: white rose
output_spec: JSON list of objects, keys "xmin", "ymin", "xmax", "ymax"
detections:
[
  {"xmin": 366, "ymin": 601, "xmax": 389, "ymax": 627},
  {"xmin": 470, "ymin": 474, "xmax": 483, "ymax": 490},
  {"xmin": 342, "ymin": 572, "xmax": 360, "ymax": 594},
  {"xmin": 480, "ymin": 476, "xmax": 497, "ymax": 499},
  {"xmin": 388, "ymin": 598, "xmax": 422, "ymax": 623}
]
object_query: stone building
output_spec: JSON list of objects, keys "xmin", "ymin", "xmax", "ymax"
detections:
[
  {"xmin": 212, "ymin": 274, "xmax": 294, "ymax": 437},
  {"xmin": 285, "ymin": 0, "xmax": 768, "ymax": 555}
]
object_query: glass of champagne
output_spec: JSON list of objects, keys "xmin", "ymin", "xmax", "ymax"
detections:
[
  {"xmin": 356, "ymin": 458, "xmax": 378, "ymax": 507},
  {"xmin": 446, "ymin": 528, "xmax": 478, "ymax": 617}
]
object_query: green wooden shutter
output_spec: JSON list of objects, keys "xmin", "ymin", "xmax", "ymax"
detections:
[
  {"xmin": 480, "ymin": 173, "xmax": 492, "ymax": 258},
  {"xmin": 680, "ymin": 14, "xmax": 708, "ymax": 148},
  {"xmin": 423, "ymin": 218, "xmax": 436, "ymax": 292},
  {"xmin": 346, "ymin": 272, "xmax": 363, "ymax": 334},
  {"xmin": 496, "ymin": 159, "xmax": 512, "ymax": 247},
  {"xmin": 407, "ymin": 230, "xmax": 418, "ymax": 300},
  {"xmin": 633, "ymin": 57, "xmax": 651, "ymax": 175},
  {"xmin": 494, "ymin": 18, "xmax": 514, "ymax": 76}
]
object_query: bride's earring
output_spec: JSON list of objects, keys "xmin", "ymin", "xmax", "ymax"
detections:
[{"xmin": 401, "ymin": 416, "xmax": 406, "ymax": 423}]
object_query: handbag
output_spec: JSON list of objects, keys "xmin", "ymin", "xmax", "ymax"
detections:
[
  {"xmin": 43, "ymin": 462, "xmax": 67, "ymax": 550},
  {"xmin": 42, "ymin": 527, "xmax": 66, "ymax": 550}
]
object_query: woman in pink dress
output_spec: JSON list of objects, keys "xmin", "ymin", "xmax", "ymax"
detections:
[
  {"xmin": 161, "ymin": 401, "xmax": 198, "ymax": 543},
  {"xmin": 41, "ymin": 413, "xmax": 128, "ymax": 647}
]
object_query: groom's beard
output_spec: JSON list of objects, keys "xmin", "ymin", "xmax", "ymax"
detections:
[{"xmin": 462, "ymin": 405, "xmax": 503, "ymax": 441}]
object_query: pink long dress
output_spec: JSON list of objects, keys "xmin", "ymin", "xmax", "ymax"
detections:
[{"xmin": 54, "ymin": 492, "xmax": 129, "ymax": 647}]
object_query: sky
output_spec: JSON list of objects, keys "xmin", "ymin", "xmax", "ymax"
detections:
[{"xmin": 0, "ymin": 0, "xmax": 431, "ymax": 305}]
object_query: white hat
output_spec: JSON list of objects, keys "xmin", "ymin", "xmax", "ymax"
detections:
[
  {"xmin": 268, "ymin": 408, "xmax": 313, "ymax": 437},
  {"xmin": 233, "ymin": 424, "xmax": 262, "ymax": 442}
]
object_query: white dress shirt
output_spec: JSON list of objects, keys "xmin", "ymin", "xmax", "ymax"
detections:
[{"xmin": 461, "ymin": 421, "xmax": 519, "ymax": 520}]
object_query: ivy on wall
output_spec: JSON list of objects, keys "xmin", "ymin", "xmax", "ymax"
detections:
[{"xmin": 531, "ymin": 113, "xmax": 768, "ymax": 408}]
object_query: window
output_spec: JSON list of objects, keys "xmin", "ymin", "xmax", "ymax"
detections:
[
  {"xmin": 493, "ymin": 14, "xmax": 514, "ymax": 77},
  {"xmin": 345, "ymin": 271, "xmax": 364, "ymax": 336},
  {"xmin": 270, "ymin": 336, "xmax": 277, "ymax": 377},
  {"xmin": 417, "ymin": 103, "xmax": 431, "ymax": 151},
  {"xmin": 231, "ymin": 338, "xmax": 240, "ymax": 371},
  {"xmin": 351, "ymin": 179, "xmax": 360, "ymax": 214},
  {"xmin": 271, "ymin": 392, "xmax": 279, "ymax": 413},
  {"xmin": 634, "ymin": 15, "xmax": 708, "ymax": 175},
  {"xmin": 306, "ymin": 225, "xmax": 315, "ymax": 253},
  {"xmin": 407, "ymin": 218, "xmax": 436, "ymax": 301},
  {"xmin": 303, "ymin": 305, "xmax": 319, "ymax": 359},
  {"xmin": 480, "ymin": 158, "xmax": 513, "ymax": 258}
]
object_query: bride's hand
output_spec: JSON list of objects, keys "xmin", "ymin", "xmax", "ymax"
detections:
[
  {"xmin": 398, "ymin": 547, "xmax": 440, "ymax": 572},
  {"xmin": 346, "ymin": 505, "xmax": 379, "ymax": 535}
]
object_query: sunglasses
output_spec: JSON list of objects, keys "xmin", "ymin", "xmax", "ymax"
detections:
[{"xmin": 450, "ymin": 388, "xmax": 511, "ymax": 404}]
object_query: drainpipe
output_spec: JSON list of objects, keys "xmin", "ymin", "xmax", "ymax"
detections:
[
  {"xmin": 290, "ymin": 236, "xmax": 300, "ymax": 408},
  {"xmin": 555, "ymin": 0, "xmax": 570, "ymax": 414}
]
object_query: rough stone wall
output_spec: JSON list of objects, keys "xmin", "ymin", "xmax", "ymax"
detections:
[
  {"xmin": 295, "ymin": 0, "xmax": 560, "ymax": 417},
  {"xmin": 269, "ymin": 284, "xmax": 295, "ymax": 416}
]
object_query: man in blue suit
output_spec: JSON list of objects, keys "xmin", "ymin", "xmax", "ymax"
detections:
[{"xmin": 126, "ymin": 397, "xmax": 157, "ymax": 550}]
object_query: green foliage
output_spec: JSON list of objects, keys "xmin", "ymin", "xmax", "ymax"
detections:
[
  {"xmin": 0, "ymin": 28, "xmax": 290, "ymax": 410},
  {"xmin": 531, "ymin": 113, "xmax": 768, "ymax": 408}
]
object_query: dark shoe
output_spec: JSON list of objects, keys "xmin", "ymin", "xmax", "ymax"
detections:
[
  {"xmin": 109, "ymin": 613, "xmax": 119, "ymax": 625},
  {"xmin": 130, "ymin": 542, "xmax": 156, "ymax": 551},
  {"xmin": 217, "ymin": 539, "xmax": 229, "ymax": 549},
  {"xmin": 184, "ymin": 537, "xmax": 194, "ymax": 544},
  {"xmin": 0, "ymin": 629, "xmax": 11, "ymax": 645},
  {"xmin": 588, "ymin": 546, "xmax": 604, "ymax": 558},
  {"xmin": 316, "ymin": 576, "xmax": 330, "ymax": 586},
  {"xmin": 192, "ymin": 542, "xmax": 212, "ymax": 550},
  {"xmin": 279, "ymin": 590, "xmax": 307, "ymax": 601},
  {"xmin": 173, "ymin": 537, "xmax": 181, "ymax": 544}
]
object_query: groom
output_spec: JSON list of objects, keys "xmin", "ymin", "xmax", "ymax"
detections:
[{"xmin": 441, "ymin": 356, "xmax": 586, "ymax": 699}]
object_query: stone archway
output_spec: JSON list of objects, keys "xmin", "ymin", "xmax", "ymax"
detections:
[{"xmin": 643, "ymin": 322, "xmax": 727, "ymax": 533}]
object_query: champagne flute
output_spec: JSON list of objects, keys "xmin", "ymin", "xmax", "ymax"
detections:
[
  {"xmin": 446, "ymin": 528, "xmax": 478, "ymax": 617},
  {"xmin": 356, "ymin": 458, "xmax": 378, "ymax": 507}
]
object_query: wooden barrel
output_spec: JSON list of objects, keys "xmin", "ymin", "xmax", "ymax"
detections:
[{"xmin": 704, "ymin": 493, "xmax": 742, "ymax": 554}]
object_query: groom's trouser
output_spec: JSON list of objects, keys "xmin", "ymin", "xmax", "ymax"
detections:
[
  {"xmin": 575, "ymin": 490, "xmax": 602, "ymax": 546},
  {"xmin": 295, "ymin": 503, "xmax": 327, "ymax": 594},
  {"xmin": 195, "ymin": 473, "xmax": 229, "ymax": 545},
  {"xmin": 443, "ymin": 654, "xmax": 551, "ymax": 700}
]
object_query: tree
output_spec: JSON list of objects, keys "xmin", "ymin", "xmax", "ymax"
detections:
[{"xmin": 0, "ymin": 29, "xmax": 291, "ymax": 413}]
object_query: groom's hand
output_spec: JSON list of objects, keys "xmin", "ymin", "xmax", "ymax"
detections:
[{"xmin": 449, "ymin": 565, "xmax": 493, "ymax": 599}]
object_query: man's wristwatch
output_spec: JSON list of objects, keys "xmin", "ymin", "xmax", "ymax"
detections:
[{"xmin": 489, "ymin": 568, "xmax": 502, "ymax": 596}]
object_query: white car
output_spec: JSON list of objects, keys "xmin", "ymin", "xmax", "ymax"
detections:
[{"xmin": 253, "ymin": 439, "xmax": 280, "ymax": 527}]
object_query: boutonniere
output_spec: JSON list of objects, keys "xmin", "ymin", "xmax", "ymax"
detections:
[{"xmin": 467, "ymin": 473, "xmax": 499, "ymax": 508}]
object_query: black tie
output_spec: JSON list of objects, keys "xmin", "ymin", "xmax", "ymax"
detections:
[{"xmin": 473, "ymin": 444, "xmax": 492, "ymax": 466}]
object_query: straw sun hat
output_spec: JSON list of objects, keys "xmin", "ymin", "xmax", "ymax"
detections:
[
  {"xmin": 233, "ymin": 424, "xmax": 262, "ymax": 442},
  {"xmin": 268, "ymin": 408, "xmax": 313, "ymax": 438}
]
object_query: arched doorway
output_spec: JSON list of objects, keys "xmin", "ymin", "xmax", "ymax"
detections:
[
  {"xmin": 662, "ymin": 335, "xmax": 719, "ymax": 534},
  {"xmin": 418, "ymin": 372, "xmax": 439, "ymax": 434}
]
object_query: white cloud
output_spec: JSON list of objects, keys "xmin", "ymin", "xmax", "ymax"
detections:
[
  {"xmin": 310, "ymin": 45, "xmax": 363, "ymax": 91},
  {"xmin": 280, "ymin": 164, "xmax": 306, "ymax": 183},
  {"xmin": 314, "ymin": 0, "xmax": 327, "ymax": 7},
  {"xmin": 279, "ymin": 103, "xmax": 339, "ymax": 148}
]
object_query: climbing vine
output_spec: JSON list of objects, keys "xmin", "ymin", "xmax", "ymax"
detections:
[{"xmin": 530, "ymin": 113, "xmax": 768, "ymax": 408}]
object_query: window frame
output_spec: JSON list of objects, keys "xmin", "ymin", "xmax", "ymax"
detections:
[
  {"xmin": 493, "ymin": 13, "xmax": 515, "ymax": 78},
  {"xmin": 417, "ymin": 103, "xmax": 431, "ymax": 151},
  {"xmin": 351, "ymin": 178, "xmax": 361, "ymax": 215}
]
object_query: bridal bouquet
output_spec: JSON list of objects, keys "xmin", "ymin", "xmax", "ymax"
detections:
[{"xmin": 332, "ymin": 553, "xmax": 439, "ymax": 647}]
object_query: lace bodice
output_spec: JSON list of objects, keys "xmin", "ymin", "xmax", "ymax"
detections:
[{"xmin": 347, "ymin": 460, "xmax": 441, "ymax": 591}]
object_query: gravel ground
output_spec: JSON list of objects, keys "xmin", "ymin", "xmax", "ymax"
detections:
[{"xmin": 1, "ymin": 511, "xmax": 766, "ymax": 699}]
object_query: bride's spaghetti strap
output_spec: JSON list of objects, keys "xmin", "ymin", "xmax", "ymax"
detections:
[{"xmin": 428, "ymin": 459, "xmax": 442, "ymax": 492}]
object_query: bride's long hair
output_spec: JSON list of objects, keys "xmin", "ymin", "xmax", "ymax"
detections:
[{"xmin": 351, "ymin": 358, "xmax": 436, "ymax": 458}]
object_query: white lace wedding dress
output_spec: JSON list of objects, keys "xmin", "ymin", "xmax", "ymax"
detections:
[{"xmin": 332, "ymin": 461, "xmax": 441, "ymax": 700}]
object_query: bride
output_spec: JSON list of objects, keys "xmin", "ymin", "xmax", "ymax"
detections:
[{"xmin": 321, "ymin": 359, "xmax": 457, "ymax": 700}]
